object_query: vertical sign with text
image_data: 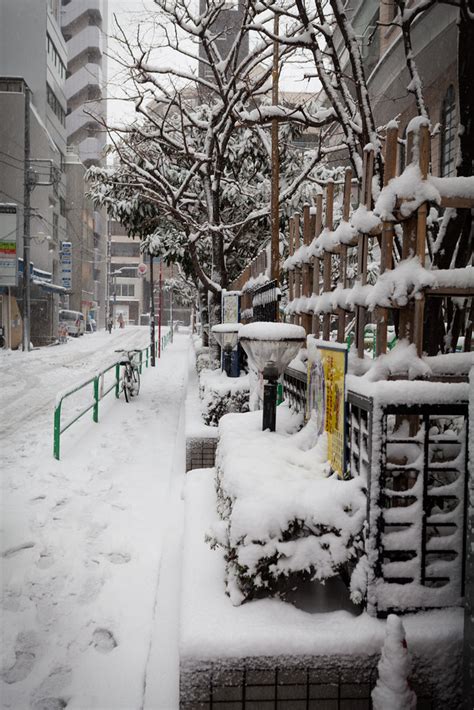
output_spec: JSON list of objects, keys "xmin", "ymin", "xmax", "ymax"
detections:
[
  {"xmin": 307, "ymin": 336, "xmax": 347, "ymax": 477},
  {"xmin": 0, "ymin": 204, "xmax": 18, "ymax": 287},
  {"xmin": 60, "ymin": 241, "xmax": 72, "ymax": 290}
]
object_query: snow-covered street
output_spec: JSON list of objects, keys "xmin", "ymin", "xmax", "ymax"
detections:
[{"xmin": 1, "ymin": 328, "xmax": 190, "ymax": 710}]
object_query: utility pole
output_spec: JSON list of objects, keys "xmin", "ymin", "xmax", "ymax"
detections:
[
  {"xmin": 271, "ymin": 11, "xmax": 280, "ymax": 292},
  {"xmin": 158, "ymin": 260, "xmax": 163, "ymax": 358},
  {"xmin": 22, "ymin": 85, "xmax": 31, "ymax": 351},
  {"xmin": 170, "ymin": 267, "xmax": 174, "ymax": 342},
  {"xmin": 149, "ymin": 254, "xmax": 156, "ymax": 367}
]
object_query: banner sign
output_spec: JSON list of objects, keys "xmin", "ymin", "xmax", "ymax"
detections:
[
  {"xmin": 60, "ymin": 241, "xmax": 72, "ymax": 290},
  {"xmin": 222, "ymin": 290, "xmax": 239, "ymax": 324},
  {"xmin": 307, "ymin": 337, "xmax": 347, "ymax": 477},
  {"xmin": 0, "ymin": 204, "xmax": 18, "ymax": 287}
]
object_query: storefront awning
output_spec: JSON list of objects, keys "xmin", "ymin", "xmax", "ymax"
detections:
[{"xmin": 32, "ymin": 278, "xmax": 68, "ymax": 294}]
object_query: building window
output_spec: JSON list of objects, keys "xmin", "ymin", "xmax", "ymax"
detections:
[
  {"xmin": 115, "ymin": 283, "xmax": 135, "ymax": 297},
  {"xmin": 0, "ymin": 78, "xmax": 23, "ymax": 93},
  {"xmin": 46, "ymin": 33, "xmax": 66, "ymax": 80},
  {"xmin": 440, "ymin": 85, "xmax": 456, "ymax": 177},
  {"xmin": 46, "ymin": 84, "xmax": 66, "ymax": 126},
  {"xmin": 53, "ymin": 213, "xmax": 59, "ymax": 243},
  {"xmin": 111, "ymin": 241, "xmax": 141, "ymax": 257}
]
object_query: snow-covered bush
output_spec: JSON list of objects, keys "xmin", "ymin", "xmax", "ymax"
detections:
[
  {"xmin": 207, "ymin": 407, "xmax": 367, "ymax": 605},
  {"xmin": 199, "ymin": 369, "xmax": 250, "ymax": 427},
  {"xmin": 372, "ymin": 615, "xmax": 417, "ymax": 710}
]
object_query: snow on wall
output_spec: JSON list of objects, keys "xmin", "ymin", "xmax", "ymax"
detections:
[{"xmin": 180, "ymin": 468, "xmax": 464, "ymax": 708}]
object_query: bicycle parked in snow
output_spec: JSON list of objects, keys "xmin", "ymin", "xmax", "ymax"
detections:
[{"xmin": 115, "ymin": 349, "xmax": 141, "ymax": 402}]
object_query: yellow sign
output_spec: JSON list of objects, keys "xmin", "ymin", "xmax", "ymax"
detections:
[{"xmin": 307, "ymin": 337, "xmax": 347, "ymax": 477}]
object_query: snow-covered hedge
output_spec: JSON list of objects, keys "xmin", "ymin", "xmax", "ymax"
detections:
[
  {"xmin": 199, "ymin": 369, "xmax": 250, "ymax": 427},
  {"xmin": 208, "ymin": 406, "xmax": 367, "ymax": 605}
]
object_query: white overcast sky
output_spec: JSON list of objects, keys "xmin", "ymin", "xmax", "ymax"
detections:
[{"xmin": 106, "ymin": 0, "xmax": 320, "ymax": 128}]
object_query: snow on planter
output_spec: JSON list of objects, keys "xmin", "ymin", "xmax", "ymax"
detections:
[
  {"xmin": 207, "ymin": 405, "xmax": 367, "ymax": 605},
  {"xmin": 199, "ymin": 368, "xmax": 250, "ymax": 427}
]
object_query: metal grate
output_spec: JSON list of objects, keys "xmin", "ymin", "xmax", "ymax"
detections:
[
  {"xmin": 252, "ymin": 280, "xmax": 280, "ymax": 322},
  {"xmin": 283, "ymin": 366, "xmax": 307, "ymax": 414},
  {"xmin": 180, "ymin": 666, "xmax": 432, "ymax": 709},
  {"xmin": 347, "ymin": 391, "xmax": 469, "ymax": 617}
]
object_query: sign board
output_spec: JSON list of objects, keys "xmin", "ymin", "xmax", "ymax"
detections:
[
  {"xmin": 0, "ymin": 204, "xmax": 18, "ymax": 287},
  {"xmin": 307, "ymin": 336, "xmax": 347, "ymax": 477},
  {"xmin": 60, "ymin": 241, "xmax": 72, "ymax": 291},
  {"xmin": 137, "ymin": 262, "xmax": 147, "ymax": 277},
  {"xmin": 222, "ymin": 290, "xmax": 239, "ymax": 323}
]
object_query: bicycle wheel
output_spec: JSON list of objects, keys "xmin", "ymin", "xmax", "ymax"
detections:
[
  {"xmin": 123, "ymin": 366, "xmax": 132, "ymax": 402},
  {"xmin": 131, "ymin": 368, "xmax": 140, "ymax": 397}
]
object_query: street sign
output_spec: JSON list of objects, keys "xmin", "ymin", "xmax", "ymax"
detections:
[
  {"xmin": 60, "ymin": 241, "xmax": 72, "ymax": 291},
  {"xmin": 0, "ymin": 204, "xmax": 18, "ymax": 287}
]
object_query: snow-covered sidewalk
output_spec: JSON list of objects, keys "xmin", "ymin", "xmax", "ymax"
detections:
[{"xmin": 1, "ymin": 330, "xmax": 190, "ymax": 710}]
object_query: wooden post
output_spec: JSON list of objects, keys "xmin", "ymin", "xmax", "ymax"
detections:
[
  {"xmin": 302, "ymin": 203, "xmax": 312, "ymax": 334},
  {"xmin": 322, "ymin": 180, "xmax": 334, "ymax": 340},
  {"xmin": 271, "ymin": 12, "xmax": 280, "ymax": 287},
  {"xmin": 414, "ymin": 123, "xmax": 430, "ymax": 355},
  {"xmin": 293, "ymin": 212, "xmax": 301, "ymax": 325},
  {"xmin": 312, "ymin": 194, "xmax": 323, "ymax": 337},
  {"xmin": 376, "ymin": 124, "xmax": 398, "ymax": 355},
  {"xmin": 398, "ymin": 124, "xmax": 429, "ymax": 354},
  {"xmin": 356, "ymin": 150, "xmax": 374, "ymax": 358},
  {"xmin": 288, "ymin": 216, "xmax": 294, "ymax": 320},
  {"xmin": 337, "ymin": 168, "xmax": 352, "ymax": 342}
]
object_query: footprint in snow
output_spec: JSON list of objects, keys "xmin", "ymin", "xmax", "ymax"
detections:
[
  {"xmin": 77, "ymin": 575, "xmax": 104, "ymax": 605},
  {"xmin": 0, "ymin": 630, "xmax": 38, "ymax": 684},
  {"xmin": 92, "ymin": 628, "xmax": 117, "ymax": 653},
  {"xmin": 2, "ymin": 541, "xmax": 36, "ymax": 558},
  {"xmin": 104, "ymin": 551, "xmax": 131, "ymax": 564},
  {"xmin": 36, "ymin": 551, "xmax": 54, "ymax": 569},
  {"xmin": 32, "ymin": 699, "xmax": 68, "ymax": 710},
  {"xmin": 32, "ymin": 665, "xmax": 72, "ymax": 709}
]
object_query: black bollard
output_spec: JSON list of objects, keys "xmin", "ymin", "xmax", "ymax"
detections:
[
  {"xmin": 262, "ymin": 360, "xmax": 278, "ymax": 431},
  {"xmin": 223, "ymin": 343, "xmax": 233, "ymax": 376}
]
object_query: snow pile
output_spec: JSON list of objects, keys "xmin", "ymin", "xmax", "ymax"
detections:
[
  {"xmin": 241, "ymin": 273, "xmax": 269, "ymax": 292},
  {"xmin": 372, "ymin": 615, "xmax": 417, "ymax": 710},
  {"xmin": 285, "ymin": 257, "xmax": 474, "ymax": 316},
  {"xmin": 350, "ymin": 340, "xmax": 474, "ymax": 387},
  {"xmin": 374, "ymin": 164, "xmax": 440, "ymax": 219},
  {"xmin": 239, "ymin": 322, "xmax": 306, "ymax": 341},
  {"xmin": 199, "ymin": 368, "xmax": 250, "ymax": 427},
  {"xmin": 207, "ymin": 407, "xmax": 367, "ymax": 605}
]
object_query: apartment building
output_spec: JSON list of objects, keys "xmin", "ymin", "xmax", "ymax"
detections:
[
  {"xmin": 61, "ymin": 0, "xmax": 109, "ymax": 327},
  {"xmin": 0, "ymin": 0, "xmax": 68, "ymax": 347},
  {"xmin": 108, "ymin": 220, "xmax": 144, "ymax": 326}
]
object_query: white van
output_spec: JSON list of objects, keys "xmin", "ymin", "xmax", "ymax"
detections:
[{"xmin": 59, "ymin": 309, "xmax": 85, "ymax": 337}]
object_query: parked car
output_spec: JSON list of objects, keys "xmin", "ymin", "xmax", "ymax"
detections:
[{"xmin": 59, "ymin": 309, "xmax": 85, "ymax": 337}]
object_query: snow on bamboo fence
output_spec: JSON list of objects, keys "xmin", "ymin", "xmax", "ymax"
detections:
[{"xmin": 282, "ymin": 117, "xmax": 474, "ymax": 357}]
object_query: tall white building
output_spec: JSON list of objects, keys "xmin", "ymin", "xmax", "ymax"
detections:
[
  {"xmin": 61, "ymin": 0, "xmax": 108, "ymax": 167},
  {"xmin": 61, "ymin": 0, "xmax": 109, "ymax": 327}
]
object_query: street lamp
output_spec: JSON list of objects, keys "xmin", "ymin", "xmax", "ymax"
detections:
[
  {"xmin": 211, "ymin": 323, "xmax": 240, "ymax": 377},
  {"xmin": 239, "ymin": 322, "xmax": 306, "ymax": 431}
]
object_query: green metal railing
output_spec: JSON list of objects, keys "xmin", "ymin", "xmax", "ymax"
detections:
[{"xmin": 53, "ymin": 335, "xmax": 172, "ymax": 460}]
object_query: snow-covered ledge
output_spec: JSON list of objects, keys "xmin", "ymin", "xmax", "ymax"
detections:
[
  {"xmin": 179, "ymin": 469, "xmax": 463, "ymax": 709},
  {"xmin": 185, "ymin": 339, "xmax": 220, "ymax": 472}
]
